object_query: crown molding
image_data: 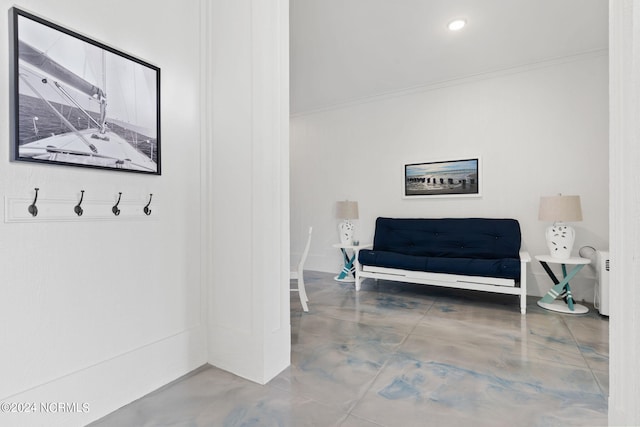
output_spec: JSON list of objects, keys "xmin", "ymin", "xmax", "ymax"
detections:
[{"xmin": 291, "ymin": 48, "xmax": 608, "ymax": 118}]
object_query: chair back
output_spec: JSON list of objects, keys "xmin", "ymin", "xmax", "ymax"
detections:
[{"xmin": 297, "ymin": 226, "xmax": 313, "ymax": 272}]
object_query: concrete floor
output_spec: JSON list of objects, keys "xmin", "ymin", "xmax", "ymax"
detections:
[{"xmin": 90, "ymin": 271, "xmax": 609, "ymax": 426}]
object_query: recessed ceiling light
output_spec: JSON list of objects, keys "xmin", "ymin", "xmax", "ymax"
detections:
[{"xmin": 448, "ymin": 19, "xmax": 466, "ymax": 31}]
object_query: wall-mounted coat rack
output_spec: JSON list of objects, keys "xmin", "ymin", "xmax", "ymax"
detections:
[
  {"xmin": 4, "ymin": 189, "xmax": 158, "ymax": 223},
  {"xmin": 143, "ymin": 194, "xmax": 153, "ymax": 216},
  {"xmin": 28, "ymin": 187, "xmax": 39, "ymax": 217},
  {"xmin": 74, "ymin": 190, "xmax": 85, "ymax": 216},
  {"xmin": 112, "ymin": 192, "xmax": 122, "ymax": 216}
]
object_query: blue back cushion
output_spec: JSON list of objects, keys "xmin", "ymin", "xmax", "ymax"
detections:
[{"xmin": 373, "ymin": 217, "xmax": 521, "ymax": 260}]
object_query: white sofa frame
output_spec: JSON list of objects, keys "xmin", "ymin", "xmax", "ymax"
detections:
[{"xmin": 354, "ymin": 247, "xmax": 531, "ymax": 314}]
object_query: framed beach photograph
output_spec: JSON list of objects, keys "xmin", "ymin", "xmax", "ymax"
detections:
[
  {"xmin": 403, "ymin": 157, "xmax": 481, "ymax": 198},
  {"xmin": 9, "ymin": 7, "xmax": 161, "ymax": 174}
]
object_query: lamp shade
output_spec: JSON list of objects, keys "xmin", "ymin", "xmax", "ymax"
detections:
[
  {"xmin": 336, "ymin": 200, "xmax": 359, "ymax": 220},
  {"xmin": 538, "ymin": 195, "xmax": 582, "ymax": 222}
]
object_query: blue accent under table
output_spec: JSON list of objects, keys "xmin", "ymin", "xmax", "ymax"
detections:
[
  {"xmin": 536, "ymin": 254, "xmax": 590, "ymax": 314},
  {"xmin": 332, "ymin": 243, "xmax": 369, "ymax": 283}
]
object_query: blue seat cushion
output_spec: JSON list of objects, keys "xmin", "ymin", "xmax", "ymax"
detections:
[{"xmin": 358, "ymin": 250, "xmax": 520, "ymax": 280}]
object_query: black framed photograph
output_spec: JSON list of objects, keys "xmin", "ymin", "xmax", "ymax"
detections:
[
  {"xmin": 9, "ymin": 7, "xmax": 161, "ymax": 174},
  {"xmin": 403, "ymin": 157, "xmax": 481, "ymax": 198}
]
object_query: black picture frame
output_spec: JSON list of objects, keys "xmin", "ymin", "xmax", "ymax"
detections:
[
  {"xmin": 403, "ymin": 157, "xmax": 481, "ymax": 198},
  {"xmin": 9, "ymin": 7, "xmax": 161, "ymax": 175}
]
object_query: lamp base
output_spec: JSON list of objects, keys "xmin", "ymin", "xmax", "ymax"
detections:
[
  {"xmin": 339, "ymin": 220, "xmax": 354, "ymax": 246},
  {"xmin": 545, "ymin": 222, "xmax": 575, "ymax": 259}
]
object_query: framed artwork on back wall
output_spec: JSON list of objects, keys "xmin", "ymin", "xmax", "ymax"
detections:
[{"xmin": 403, "ymin": 157, "xmax": 481, "ymax": 198}]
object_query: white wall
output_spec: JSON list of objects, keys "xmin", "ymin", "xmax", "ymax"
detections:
[
  {"xmin": 291, "ymin": 53, "xmax": 609, "ymax": 302},
  {"xmin": 609, "ymin": 1, "xmax": 640, "ymax": 424},
  {"xmin": 0, "ymin": 1, "xmax": 206, "ymax": 425},
  {"xmin": 206, "ymin": 0, "xmax": 290, "ymax": 384}
]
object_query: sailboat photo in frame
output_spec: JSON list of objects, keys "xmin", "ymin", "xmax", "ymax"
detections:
[{"xmin": 9, "ymin": 7, "xmax": 161, "ymax": 175}]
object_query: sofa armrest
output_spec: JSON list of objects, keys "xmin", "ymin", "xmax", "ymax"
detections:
[
  {"xmin": 354, "ymin": 244, "xmax": 372, "ymax": 291},
  {"xmin": 518, "ymin": 251, "xmax": 530, "ymax": 314}
]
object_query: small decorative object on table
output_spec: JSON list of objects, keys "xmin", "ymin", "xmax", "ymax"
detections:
[
  {"xmin": 336, "ymin": 200, "xmax": 359, "ymax": 245},
  {"xmin": 538, "ymin": 194, "xmax": 583, "ymax": 259}
]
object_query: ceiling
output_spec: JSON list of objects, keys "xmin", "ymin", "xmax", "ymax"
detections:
[{"xmin": 290, "ymin": 0, "xmax": 608, "ymax": 114}]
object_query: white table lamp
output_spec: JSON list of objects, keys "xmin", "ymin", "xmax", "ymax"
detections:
[
  {"xmin": 336, "ymin": 200, "xmax": 359, "ymax": 245},
  {"xmin": 538, "ymin": 195, "xmax": 583, "ymax": 259}
]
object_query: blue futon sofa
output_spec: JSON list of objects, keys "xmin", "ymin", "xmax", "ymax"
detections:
[{"xmin": 356, "ymin": 217, "xmax": 530, "ymax": 314}]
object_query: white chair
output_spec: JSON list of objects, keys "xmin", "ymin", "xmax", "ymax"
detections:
[{"xmin": 291, "ymin": 226, "xmax": 312, "ymax": 312}]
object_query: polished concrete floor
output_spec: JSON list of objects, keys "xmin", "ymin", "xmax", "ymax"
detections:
[{"xmin": 91, "ymin": 271, "xmax": 609, "ymax": 426}]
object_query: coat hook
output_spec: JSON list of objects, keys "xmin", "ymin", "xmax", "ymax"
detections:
[
  {"xmin": 112, "ymin": 192, "xmax": 122, "ymax": 216},
  {"xmin": 28, "ymin": 188, "xmax": 39, "ymax": 217},
  {"xmin": 143, "ymin": 193, "xmax": 153, "ymax": 216},
  {"xmin": 74, "ymin": 190, "xmax": 85, "ymax": 216}
]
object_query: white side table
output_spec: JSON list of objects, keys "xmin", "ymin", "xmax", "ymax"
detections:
[
  {"xmin": 332, "ymin": 243, "xmax": 370, "ymax": 284},
  {"xmin": 535, "ymin": 255, "xmax": 590, "ymax": 314}
]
